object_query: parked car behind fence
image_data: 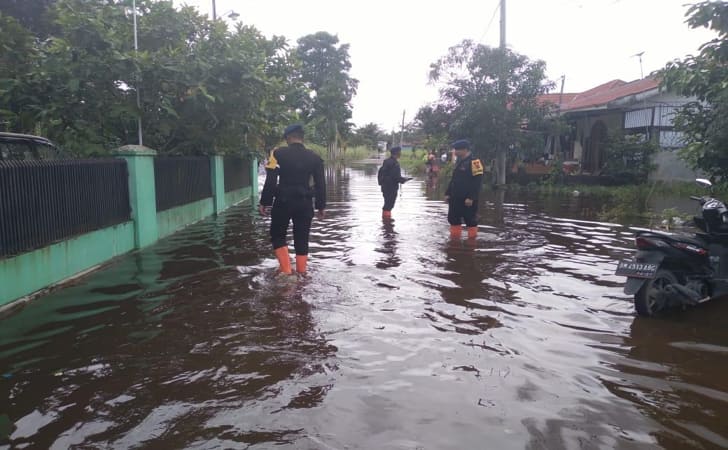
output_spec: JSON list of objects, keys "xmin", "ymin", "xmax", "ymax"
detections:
[{"xmin": 0, "ymin": 132, "xmax": 65, "ymax": 161}]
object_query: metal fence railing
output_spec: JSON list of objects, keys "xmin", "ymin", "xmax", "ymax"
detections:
[
  {"xmin": 223, "ymin": 156, "xmax": 251, "ymax": 193},
  {"xmin": 154, "ymin": 156, "xmax": 212, "ymax": 212},
  {"xmin": 0, "ymin": 159, "xmax": 131, "ymax": 258}
]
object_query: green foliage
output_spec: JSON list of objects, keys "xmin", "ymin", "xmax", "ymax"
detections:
[
  {"xmin": 349, "ymin": 122, "xmax": 385, "ymax": 149},
  {"xmin": 598, "ymin": 184, "xmax": 654, "ymax": 222},
  {"xmin": 661, "ymin": 1, "xmax": 728, "ymax": 180},
  {"xmin": 308, "ymin": 143, "xmax": 370, "ymax": 162},
  {"xmin": 426, "ymin": 40, "xmax": 554, "ymax": 162},
  {"xmin": 0, "ymin": 1, "xmax": 357, "ymax": 156},
  {"xmin": 398, "ymin": 154, "xmax": 426, "ymax": 175},
  {"xmin": 0, "ymin": 0, "xmax": 57, "ymax": 37},
  {"xmin": 542, "ymin": 159, "xmax": 565, "ymax": 186},
  {"xmin": 601, "ymin": 132, "xmax": 658, "ymax": 179},
  {"xmin": 341, "ymin": 146, "xmax": 371, "ymax": 162},
  {"xmin": 296, "ymin": 32, "xmax": 358, "ymax": 151}
]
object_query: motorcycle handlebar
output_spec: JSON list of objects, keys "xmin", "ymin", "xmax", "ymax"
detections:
[{"xmin": 690, "ymin": 195, "xmax": 703, "ymax": 202}]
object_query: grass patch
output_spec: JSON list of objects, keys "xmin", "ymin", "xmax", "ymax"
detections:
[
  {"xmin": 308, "ymin": 144, "xmax": 375, "ymax": 162},
  {"xmin": 504, "ymin": 180, "xmax": 727, "ymax": 225}
]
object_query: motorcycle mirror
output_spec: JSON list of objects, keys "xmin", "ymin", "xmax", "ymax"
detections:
[{"xmin": 696, "ymin": 178, "xmax": 714, "ymax": 194}]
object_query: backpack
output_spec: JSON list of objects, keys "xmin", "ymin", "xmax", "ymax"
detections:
[{"xmin": 377, "ymin": 163, "xmax": 386, "ymax": 186}]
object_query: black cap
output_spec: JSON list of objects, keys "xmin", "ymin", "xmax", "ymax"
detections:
[
  {"xmin": 451, "ymin": 139, "xmax": 471, "ymax": 150},
  {"xmin": 283, "ymin": 124, "xmax": 304, "ymax": 138},
  {"xmin": 390, "ymin": 146, "xmax": 401, "ymax": 154}
]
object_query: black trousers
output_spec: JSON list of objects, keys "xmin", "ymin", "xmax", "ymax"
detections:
[
  {"xmin": 270, "ymin": 198, "xmax": 314, "ymax": 255},
  {"xmin": 382, "ymin": 187, "xmax": 398, "ymax": 211},
  {"xmin": 448, "ymin": 198, "xmax": 478, "ymax": 227}
]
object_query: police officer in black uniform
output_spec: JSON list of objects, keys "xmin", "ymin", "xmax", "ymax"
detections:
[
  {"xmin": 378, "ymin": 146, "xmax": 411, "ymax": 219},
  {"xmin": 444, "ymin": 139, "xmax": 484, "ymax": 239},
  {"xmin": 259, "ymin": 124, "xmax": 326, "ymax": 274}
]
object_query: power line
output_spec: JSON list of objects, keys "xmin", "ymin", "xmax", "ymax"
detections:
[{"xmin": 478, "ymin": 2, "xmax": 501, "ymax": 44}]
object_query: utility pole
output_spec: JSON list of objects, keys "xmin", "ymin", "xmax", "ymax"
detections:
[
  {"xmin": 132, "ymin": 0, "xmax": 143, "ymax": 146},
  {"xmin": 495, "ymin": 0, "xmax": 506, "ymax": 185},
  {"xmin": 399, "ymin": 110, "xmax": 405, "ymax": 147},
  {"xmin": 212, "ymin": 0, "xmax": 217, "ymax": 20},
  {"xmin": 500, "ymin": 0, "xmax": 506, "ymax": 52}
]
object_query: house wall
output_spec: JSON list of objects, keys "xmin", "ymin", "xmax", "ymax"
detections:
[
  {"xmin": 645, "ymin": 92, "xmax": 693, "ymax": 106},
  {"xmin": 651, "ymin": 149, "xmax": 702, "ymax": 182},
  {"xmin": 572, "ymin": 112, "xmax": 623, "ymax": 161}
]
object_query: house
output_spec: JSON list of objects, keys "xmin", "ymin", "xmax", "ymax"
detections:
[{"xmin": 537, "ymin": 76, "xmax": 700, "ymax": 181}]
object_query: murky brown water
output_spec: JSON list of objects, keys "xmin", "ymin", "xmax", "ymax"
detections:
[{"xmin": 2, "ymin": 164, "xmax": 728, "ymax": 449}]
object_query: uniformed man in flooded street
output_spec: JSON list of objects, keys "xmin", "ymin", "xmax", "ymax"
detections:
[
  {"xmin": 444, "ymin": 139, "xmax": 484, "ymax": 239},
  {"xmin": 259, "ymin": 124, "xmax": 326, "ymax": 275},
  {"xmin": 378, "ymin": 146, "xmax": 411, "ymax": 220}
]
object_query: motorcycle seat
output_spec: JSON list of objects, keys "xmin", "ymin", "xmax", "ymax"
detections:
[{"xmin": 641, "ymin": 231, "xmax": 708, "ymax": 248}]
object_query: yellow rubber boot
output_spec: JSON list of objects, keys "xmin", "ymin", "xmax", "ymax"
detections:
[
  {"xmin": 275, "ymin": 247, "xmax": 292, "ymax": 274},
  {"xmin": 296, "ymin": 255, "xmax": 308, "ymax": 274}
]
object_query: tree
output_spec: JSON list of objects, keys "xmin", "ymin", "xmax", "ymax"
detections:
[
  {"xmin": 0, "ymin": 0, "xmax": 307, "ymax": 156},
  {"xmin": 429, "ymin": 40, "xmax": 553, "ymax": 184},
  {"xmin": 415, "ymin": 104, "xmax": 451, "ymax": 152},
  {"xmin": 350, "ymin": 122, "xmax": 385, "ymax": 150},
  {"xmin": 0, "ymin": 0, "xmax": 57, "ymax": 37},
  {"xmin": 296, "ymin": 32, "xmax": 358, "ymax": 159},
  {"xmin": 0, "ymin": 13, "xmax": 40, "ymax": 131},
  {"xmin": 661, "ymin": 1, "xmax": 728, "ymax": 181},
  {"xmin": 601, "ymin": 132, "xmax": 658, "ymax": 180}
]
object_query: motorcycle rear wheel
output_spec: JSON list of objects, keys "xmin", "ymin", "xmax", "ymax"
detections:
[{"xmin": 634, "ymin": 269, "xmax": 679, "ymax": 317}]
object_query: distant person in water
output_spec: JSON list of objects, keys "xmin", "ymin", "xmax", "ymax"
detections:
[
  {"xmin": 377, "ymin": 146, "xmax": 412, "ymax": 220},
  {"xmin": 259, "ymin": 124, "xmax": 326, "ymax": 275},
  {"xmin": 444, "ymin": 139, "xmax": 483, "ymax": 239}
]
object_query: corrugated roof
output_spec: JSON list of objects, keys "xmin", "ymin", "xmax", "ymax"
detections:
[{"xmin": 538, "ymin": 77, "xmax": 660, "ymax": 113}]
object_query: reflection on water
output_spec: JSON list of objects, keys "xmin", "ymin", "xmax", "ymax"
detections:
[{"xmin": 1, "ymin": 166, "xmax": 728, "ymax": 449}]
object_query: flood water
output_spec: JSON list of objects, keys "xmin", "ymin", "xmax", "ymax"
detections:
[{"xmin": 2, "ymin": 164, "xmax": 728, "ymax": 449}]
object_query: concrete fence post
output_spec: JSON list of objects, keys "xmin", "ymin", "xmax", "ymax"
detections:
[
  {"xmin": 250, "ymin": 155, "xmax": 259, "ymax": 205},
  {"xmin": 211, "ymin": 154, "xmax": 226, "ymax": 214},
  {"xmin": 114, "ymin": 145, "xmax": 158, "ymax": 249}
]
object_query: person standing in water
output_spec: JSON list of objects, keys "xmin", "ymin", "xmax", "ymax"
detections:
[
  {"xmin": 444, "ymin": 139, "xmax": 483, "ymax": 239},
  {"xmin": 259, "ymin": 124, "xmax": 326, "ymax": 275},
  {"xmin": 378, "ymin": 146, "xmax": 412, "ymax": 220}
]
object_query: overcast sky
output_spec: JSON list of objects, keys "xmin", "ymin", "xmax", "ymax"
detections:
[{"xmin": 175, "ymin": 0, "xmax": 714, "ymax": 132}]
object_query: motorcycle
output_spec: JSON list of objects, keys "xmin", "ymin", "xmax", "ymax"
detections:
[{"xmin": 615, "ymin": 179, "xmax": 728, "ymax": 317}]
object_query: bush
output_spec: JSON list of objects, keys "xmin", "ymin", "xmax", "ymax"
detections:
[{"xmin": 602, "ymin": 132, "xmax": 658, "ymax": 178}]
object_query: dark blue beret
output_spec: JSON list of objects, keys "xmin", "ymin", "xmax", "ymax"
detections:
[
  {"xmin": 390, "ymin": 146, "xmax": 401, "ymax": 153},
  {"xmin": 283, "ymin": 124, "xmax": 304, "ymax": 138},
  {"xmin": 451, "ymin": 139, "xmax": 471, "ymax": 150}
]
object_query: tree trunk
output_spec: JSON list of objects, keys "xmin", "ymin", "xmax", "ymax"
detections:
[{"xmin": 333, "ymin": 121, "xmax": 340, "ymax": 159}]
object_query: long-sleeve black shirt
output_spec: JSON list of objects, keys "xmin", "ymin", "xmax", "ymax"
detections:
[
  {"xmin": 380, "ymin": 156, "xmax": 407, "ymax": 191},
  {"xmin": 445, "ymin": 153, "xmax": 484, "ymax": 200},
  {"xmin": 259, "ymin": 143, "xmax": 326, "ymax": 210}
]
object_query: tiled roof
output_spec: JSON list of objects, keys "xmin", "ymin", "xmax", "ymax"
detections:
[{"xmin": 539, "ymin": 77, "xmax": 660, "ymax": 112}]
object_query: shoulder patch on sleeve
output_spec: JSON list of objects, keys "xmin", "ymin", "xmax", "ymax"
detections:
[
  {"xmin": 266, "ymin": 149, "xmax": 279, "ymax": 170},
  {"xmin": 471, "ymin": 159, "xmax": 484, "ymax": 176}
]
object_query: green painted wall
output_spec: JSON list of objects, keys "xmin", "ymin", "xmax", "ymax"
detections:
[
  {"xmin": 1, "ymin": 152, "xmax": 257, "ymax": 312},
  {"xmin": 0, "ymin": 222, "xmax": 135, "ymax": 308},
  {"xmin": 157, "ymin": 197, "xmax": 214, "ymax": 239},
  {"xmin": 224, "ymin": 186, "xmax": 252, "ymax": 208}
]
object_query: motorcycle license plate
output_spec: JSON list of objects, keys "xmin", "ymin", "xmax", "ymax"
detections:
[{"xmin": 615, "ymin": 260, "xmax": 658, "ymax": 278}]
